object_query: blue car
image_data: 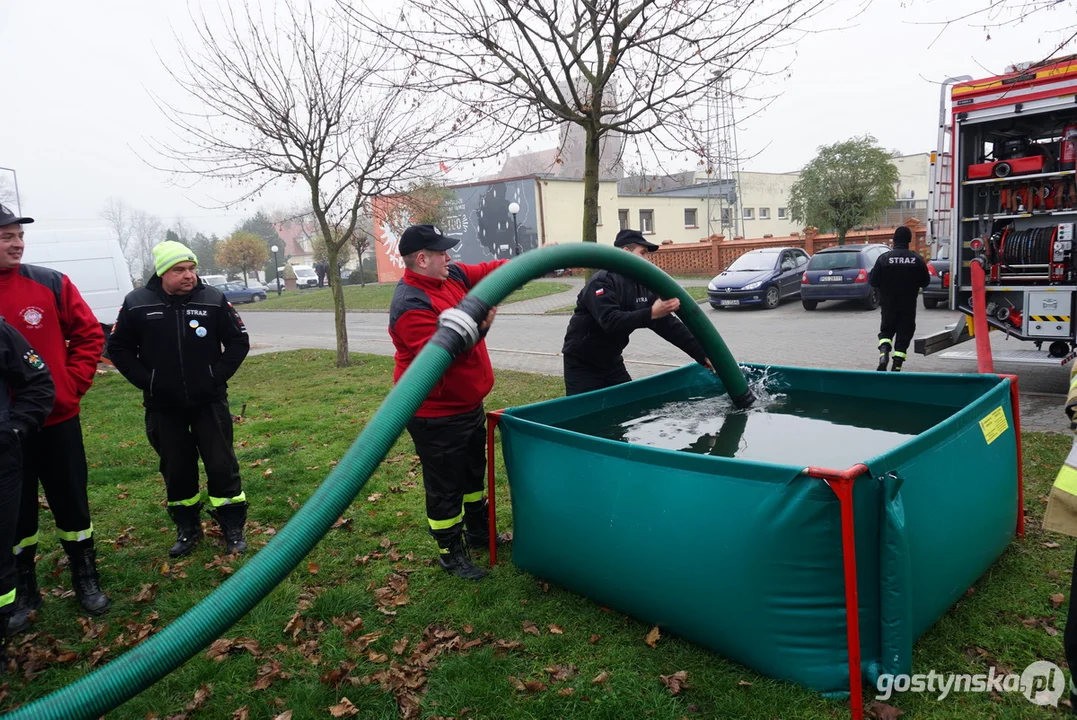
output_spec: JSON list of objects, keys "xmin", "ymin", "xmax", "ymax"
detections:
[
  {"xmin": 220, "ymin": 282, "xmax": 267, "ymax": 304},
  {"xmin": 707, "ymin": 247, "xmax": 810, "ymax": 310},
  {"xmin": 800, "ymin": 244, "xmax": 890, "ymax": 311}
]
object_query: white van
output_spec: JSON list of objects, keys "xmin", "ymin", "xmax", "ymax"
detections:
[
  {"xmin": 19, "ymin": 226, "xmax": 134, "ymax": 333},
  {"xmin": 291, "ymin": 264, "xmax": 319, "ymax": 289}
]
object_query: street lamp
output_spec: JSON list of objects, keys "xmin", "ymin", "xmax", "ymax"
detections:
[
  {"xmin": 508, "ymin": 201, "xmax": 521, "ymax": 256},
  {"xmin": 270, "ymin": 245, "xmax": 281, "ymax": 297}
]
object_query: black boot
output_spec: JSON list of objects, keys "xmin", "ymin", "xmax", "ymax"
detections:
[
  {"xmin": 463, "ymin": 499, "xmax": 492, "ymax": 549},
  {"xmin": 212, "ymin": 503, "xmax": 248, "ymax": 555},
  {"xmin": 167, "ymin": 503, "xmax": 204, "ymax": 558},
  {"xmin": 0, "ymin": 613, "xmax": 10, "ymax": 675},
  {"xmin": 877, "ymin": 343, "xmax": 891, "ymax": 371},
  {"xmin": 68, "ymin": 543, "xmax": 111, "ymax": 616},
  {"xmin": 434, "ymin": 528, "xmax": 487, "ymax": 581},
  {"xmin": 7, "ymin": 548, "xmax": 41, "ymax": 634},
  {"xmin": 891, "ymin": 355, "xmax": 905, "ymax": 372}
]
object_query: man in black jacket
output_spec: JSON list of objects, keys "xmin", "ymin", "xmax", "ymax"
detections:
[
  {"xmin": 562, "ymin": 229, "xmax": 710, "ymax": 395},
  {"xmin": 869, "ymin": 226, "xmax": 930, "ymax": 372},
  {"xmin": 0, "ymin": 318, "xmax": 54, "ymax": 665},
  {"xmin": 108, "ymin": 241, "xmax": 251, "ymax": 557}
]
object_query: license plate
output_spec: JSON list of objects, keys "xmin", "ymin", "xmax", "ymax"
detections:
[
  {"xmin": 820, "ymin": 276, "xmax": 844, "ymax": 282},
  {"xmin": 719, "ymin": 299, "xmax": 740, "ymax": 306}
]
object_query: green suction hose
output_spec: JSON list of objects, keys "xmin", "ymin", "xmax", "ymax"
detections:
[{"xmin": 6, "ymin": 243, "xmax": 751, "ymax": 720}]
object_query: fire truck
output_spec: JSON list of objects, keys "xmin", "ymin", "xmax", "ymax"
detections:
[{"xmin": 916, "ymin": 55, "xmax": 1077, "ymax": 366}]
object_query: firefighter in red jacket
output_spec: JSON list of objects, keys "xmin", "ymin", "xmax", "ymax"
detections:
[
  {"xmin": 0, "ymin": 205, "xmax": 111, "ymax": 631},
  {"xmin": 389, "ymin": 225, "xmax": 507, "ymax": 581},
  {"xmin": 0, "ymin": 318, "xmax": 55, "ymax": 664}
]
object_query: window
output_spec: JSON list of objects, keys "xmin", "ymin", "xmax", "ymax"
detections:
[
  {"xmin": 618, "ymin": 209, "xmax": 629, "ymax": 230},
  {"xmin": 795, "ymin": 251, "xmax": 809, "ymax": 267},
  {"xmin": 759, "ymin": 207, "xmax": 770, "ymax": 220},
  {"xmin": 778, "ymin": 207, "xmax": 787, "ymax": 219},
  {"xmin": 721, "ymin": 208, "xmax": 732, "ymax": 226},
  {"xmin": 639, "ymin": 209, "xmax": 655, "ymax": 234},
  {"xmin": 743, "ymin": 207, "xmax": 754, "ymax": 220},
  {"xmin": 597, "ymin": 206, "xmax": 603, "ymax": 226},
  {"xmin": 780, "ymin": 252, "xmax": 796, "ymax": 271},
  {"xmin": 684, "ymin": 208, "xmax": 698, "ymax": 227}
]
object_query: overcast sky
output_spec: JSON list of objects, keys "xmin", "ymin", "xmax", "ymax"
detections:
[{"xmin": 0, "ymin": 0, "xmax": 1071, "ymax": 237}]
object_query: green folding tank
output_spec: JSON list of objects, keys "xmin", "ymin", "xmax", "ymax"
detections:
[{"xmin": 496, "ymin": 363, "xmax": 1020, "ymax": 695}]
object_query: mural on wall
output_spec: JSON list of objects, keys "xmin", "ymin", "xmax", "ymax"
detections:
[{"xmin": 374, "ymin": 178, "xmax": 539, "ymax": 282}]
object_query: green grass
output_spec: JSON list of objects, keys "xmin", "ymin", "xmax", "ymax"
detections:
[
  {"xmin": 245, "ymin": 281, "xmax": 571, "ymax": 312},
  {"xmin": 2, "ymin": 352, "xmax": 1073, "ymax": 719},
  {"xmin": 546, "ymin": 286, "xmax": 710, "ymax": 314}
]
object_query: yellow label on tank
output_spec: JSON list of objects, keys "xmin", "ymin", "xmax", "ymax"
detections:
[{"xmin": 979, "ymin": 407, "xmax": 1009, "ymax": 445}]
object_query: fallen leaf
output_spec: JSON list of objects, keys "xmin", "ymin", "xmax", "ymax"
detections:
[
  {"xmin": 273, "ymin": 712, "xmax": 292, "ymax": 720},
  {"xmin": 548, "ymin": 624, "xmax": 564, "ymax": 635},
  {"xmin": 738, "ymin": 679, "xmax": 752, "ymax": 686},
  {"xmin": 866, "ymin": 701, "xmax": 904, "ymax": 720},
  {"xmin": 393, "ymin": 637, "xmax": 408, "ymax": 655},
  {"xmin": 368, "ymin": 650, "xmax": 389, "ymax": 663},
  {"xmin": 508, "ymin": 676, "xmax": 526, "ymax": 691},
  {"xmin": 522, "ymin": 621, "xmax": 540, "ymax": 636},
  {"xmin": 263, "ymin": 468, "xmax": 273, "ymax": 478},
  {"xmin": 659, "ymin": 670, "xmax": 689, "ymax": 695},
  {"xmin": 308, "ymin": 562, "xmax": 320, "ymax": 575},
  {"xmin": 558, "ymin": 687, "xmax": 576, "ymax": 696},
  {"xmin": 523, "ymin": 680, "xmax": 548, "ymax": 693},
  {"xmin": 232, "ymin": 707, "xmax": 250, "ymax": 720},
  {"xmin": 1051, "ymin": 593, "xmax": 1066, "ymax": 609},
  {"xmin": 645, "ymin": 626, "xmax": 661, "ymax": 648},
  {"xmin": 544, "ymin": 664, "xmax": 578, "ymax": 682},
  {"xmin": 55, "ymin": 651, "xmax": 79, "ymax": 663},
  {"xmin": 253, "ymin": 661, "xmax": 288, "ymax": 691},
  {"xmin": 1048, "ymin": 570, "xmax": 1061, "ymax": 580},
  {"xmin": 592, "ymin": 671, "xmax": 610, "ymax": 685},
  {"xmin": 328, "ymin": 697, "xmax": 359, "ymax": 718},
  {"xmin": 589, "ymin": 634, "xmax": 601, "ymax": 644},
  {"xmin": 1043, "ymin": 542, "xmax": 1062, "ymax": 549},
  {"xmin": 367, "ymin": 493, "xmax": 383, "ymax": 503},
  {"xmin": 185, "ymin": 684, "xmax": 212, "ymax": 712}
]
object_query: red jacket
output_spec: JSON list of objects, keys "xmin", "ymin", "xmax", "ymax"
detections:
[
  {"xmin": 389, "ymin": 261, "xmax": 507, "ymax": 418},
  {"xmin": 0, "ymin": 265, "xmax": 104, "ymax": 426}
]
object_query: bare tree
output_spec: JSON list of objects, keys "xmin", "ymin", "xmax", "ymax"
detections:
[
  {"xmin": 351, "ymin": 0, "xmax": 830, "ymax": 248},
  {"xmin": 130, "ymin": 210, "xmax": 165, "ymax": 282},
  {"xmin": 0, "ymin": 176, "xmax": 18, "ymax": 211},
  {"xmin": 926, "ymin": 2, "xmax": 1076, "ymax": 56},
  {"xmin": 152, "ymin": 0, "xmax": 493, "ymax": 366},
  {"xmin": 101, "ymin": 197, "xmax": 136, "ymax": 266}
]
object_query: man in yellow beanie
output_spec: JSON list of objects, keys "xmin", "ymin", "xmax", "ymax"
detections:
[{"xmin": 108, "ymin": 241, "xmax": 252, "ymax": 557}]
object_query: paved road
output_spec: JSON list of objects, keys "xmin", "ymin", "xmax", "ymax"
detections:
[{"xmin": 242, "ymin": 296, "xmax": 1071, "ymax": 433}]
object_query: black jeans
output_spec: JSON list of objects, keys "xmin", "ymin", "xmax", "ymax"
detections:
[
  {"xmin": 145, "ymin": 398, "xmax": 244, "ymax": 507},
  {"xmin": 878, "ymin": 299, "xmax": 917, "ymax": 354},
  {"xmin": 406, "ymin": 406, "xmax": 486, "ymax": 533},
  {"xmin": 16, "ymin": 416, "xmax": 94, "ymax": 554},
  {"xmin": 0, "ymin": 443, "xmax": 21, "ymax": 615},
  {"xmin": 563, "ymin": 354, "xmax": 633, "ymax": 396}
]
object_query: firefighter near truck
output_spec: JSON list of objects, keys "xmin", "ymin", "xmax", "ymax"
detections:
[{"xmin": 917, "ymin": 55, "xmax": 1077, "ymax": 368}]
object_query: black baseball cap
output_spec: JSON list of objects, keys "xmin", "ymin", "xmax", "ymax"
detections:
[
  {"xmin": 614, "ymin": 228, "xmax": 659, "ymax": 252},
  {"xmin": 0, "ymin": 204, "xmax": 33, "ymax": 228},
  {"xmin": 399, "ymin": 225, "xmax": 460, "ymax": 256}
]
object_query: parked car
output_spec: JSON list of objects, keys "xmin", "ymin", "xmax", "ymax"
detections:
[
  {"xmin": 220, "ymin": 282, "xmax": 267, "ymax": 304},
  {"xmin": 922, "ymin": 243, "xmax": 950, "ymax": 309},
  {"xmin": 199, "ymin": 274, "xmax": 229, "ymax": 288},
  {"xmin": 800, "ymin": 244, "xmax": 890, "ymax": 311},
  {"xmin": 707, "ymin": 247, "xmax": 811, "ymax": 310}
]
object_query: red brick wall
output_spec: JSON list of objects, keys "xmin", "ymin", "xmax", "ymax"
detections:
[{"xmin": 650, "ymin": 219, "xmax": 927, "ymax": 277}]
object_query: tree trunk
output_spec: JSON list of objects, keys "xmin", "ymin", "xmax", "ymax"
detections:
[
  {"xmin": 581, "ymin": 121, "xmax": 602, "ymax": 279},
  {"xmin": 243, "ymin": 270, "xmax": 249, "ymax": 288},
  {"xmin": 326, "ymin": 243, "xmax": 350, "ymax": 367},
  {"xmin": 837, "ymin": 228, "xmax": 846, "ymax": 247}
]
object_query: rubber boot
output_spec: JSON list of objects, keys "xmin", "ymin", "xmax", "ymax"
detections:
[
  {"xmin": 213, "ymin": 503, "xmax": 248, "ymax": 555},
  {"xmin": 167, "ymin": 503, "xmax": 204, "ymax": 558},
  {"xmin": 891, "ymin": 355, "xmax": 905, "ymax": 373},
  {"xmin": 433, "ymin": 528, "xmax": 487, "ymax": 581},
  {"xmin": 463, "ymin": 498, "xmax": 492, "ymax": 549},
  {"xmin": 876, "ymin": 342, "xmax": 891, "ymax": 371},
  {"xmin": 7, "ymin": 548, "xmax": 41, "ymax": 634},
  {"xmin": 67, "ymin": 543, "xmax": 111, "ymax": 616}
]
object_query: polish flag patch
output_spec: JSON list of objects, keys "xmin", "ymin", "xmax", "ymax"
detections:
[{"xmin": 595, "ymin": 288, "xmax": 605, "ymax": 296}]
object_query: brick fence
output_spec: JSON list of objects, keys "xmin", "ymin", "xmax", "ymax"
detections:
[{"xmin": 649, "ymin": 218, "xmax": 928, "ymax": 277}]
